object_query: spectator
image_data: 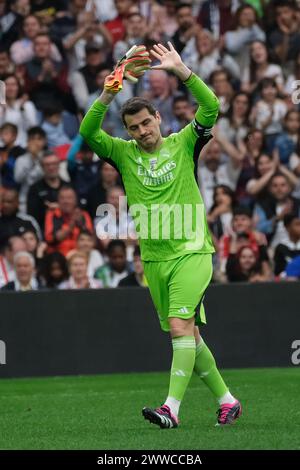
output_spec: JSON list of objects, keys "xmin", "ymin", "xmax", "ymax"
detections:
[
  {"xmin": 59, "ymin": 251, "xmax": 102, "ymax": 289},
  {"xmin": 274, "ymin": 213, "xmax": 300, "ymax": 275},
  {"xmin": 0, "ymin": 122, "xmax": 25, "ymax": 189},
  {"xmin": 22, "ymin": 33, "xmax": 71, "ymax": 113},
  {"xmin": 207, "ymin": 184, "xmax": 235, "ymax": 240},
  {"xmin": 248, "ymin": 152, "xmax": 298, "ymax": 201},
  {"xmin": 41, "ymin": 104, "xmax": 72, "ymax": 149},
  {"xmin": 169, "ymin": 95, "xmax": 195, "ymax": 133},
  {"xmin": 142, "ymin": 69, "xmax": 179, "ymax": 136},
  {"xmin": 10, "ymin": 14, "xmax": 62, "ymax": 65},
  {"xmin": 224, "ymin": 4, "xmax": 266, "ymax": 76},
  {"xmin": 242, "ymin": 40, "xmax": 285, "ymax": 95},
  {"xmin": 0, "ymin": 46, "xmax": 16, "ymax": 80},
  {"xmin": 209, "ymin": 69, "xmax": 234, "ymax": 115},
  {"xmin": 73, "ymin": 229, "xmax": 104, "ymax": 277},
  {"xmin": 273, "ymin": 110, "xmax": 300, "ymax": 167},
  {"xmin": 39, "ymin": 251, "xmax": 68, "ymax": 288},
  {"xmin": 27, "ymin": 151, "xmax": 67, "ymax": 231},
  {"xmin": 219, "ymin": 205, "xmax": 270, "ymax": 275},
  {"xmin": 86, "ymin": 65, "xmax": 133, "ymax": 138},
  {"xmin": 0, "ymin": 188, "xmax": 41, "ymax": 249},
  {"xmin": 285, "ymin": 49, "xmax": 300, "ymax": 98},
  {"xmin": 0, "ymin": 0, "xmax": 31, "ymax": 48},
  {"xmin": 185, "ymin": 28, "xmax": 240, "ymax": 82},
  {"xmin": 171, "ymin": 3, "xmax": 201, "ymax": 57},
  {"xmin": 119, "ymin": 245, "xmax": 147, "ymax": 286},
  {"xmin": 86, "ymin": 161, "xmax": 120, "ymax": 219},
  {"xmin": 197, "ymin": 0, "xmax": 237, "ymax": 39},
  {"xmin": 198, "ymin": 138, "xmax": 242, "ymax": 210},
  {"xmin": 94, "ymin": 185, "xmax": 136, "ymax": 254},
  {"xmin": 94, "ymin": 239, "xmax": 131, "ymax": 287},
  {"xmin": 63, "ymin": 10, "xmax": 112, "ymax": 73},
  {"xmin": 0, "ymin": 235, "xmax": 27, "ymax": 288},
  {"xmin": 250, "ymin": 77, "xmax": 287, "ymax": 153},
  {"xmin": 235, "ymin": 129, "xmax": 266, "ymax": 205},
  {"xmin": 226, "ymin": 245, "xmax": 272, "ymax": 282},
  {"xmin": 21, "ymin": 228, "xmax": 47, "ymax": 263},
  {"xmin": 113, "ymin": 12, "xmax": 147, "ymax": 64},
  {"xmin": 0, "ymin": 74, "xmax": 38, "ymax": 147},
  {"xmin": 104, "ymin": 0, "xmax": 136, "ymax": 44},
  {"xmin": 283, "ymin": 254, "xmax": 300, "ymax": 280},
  {"xmin": 45, "ymin": 186, "xmax": 93, "ymax": 256},
  {"xmin": 1, "ymin": 251, "xmax": 42, "ymax": 291},
  {"xmin": 217, "ymin": 92, "xmax": 251, "ymax": 145},
  {"xmin": 70, "ymin": 41, "xmax": 111, "ymax": 112},
  {"xmin": 67, "ymin": 136, "xmax": 100, "ymax": 208},
  {"xmin": 254, "ymin": 172, "xmax": 300, "ymax": 247},
  {"xmin": 13, "ymin": 126, "xmax": 47, "ymax": 213},
  {"xmin": 268, "ymin": 0, "xmax": 300, "ymax": 74}
]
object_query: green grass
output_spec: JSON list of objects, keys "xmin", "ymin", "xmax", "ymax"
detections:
[{"xmin": 0, "ymin": 368, "xmax": 299, "ymax": 450}]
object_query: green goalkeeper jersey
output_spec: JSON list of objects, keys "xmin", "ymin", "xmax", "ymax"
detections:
[{"xmin": 80, "ymin": 73, "xmax": 219, "ymax": 261}]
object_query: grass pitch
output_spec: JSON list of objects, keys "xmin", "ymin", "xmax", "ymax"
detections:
[{"xmin": 0, "ymin": 368, "xmax": 299, "ymax": 450}]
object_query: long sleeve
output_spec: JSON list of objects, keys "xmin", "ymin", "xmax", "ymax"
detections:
[
  {"xmin": 79, "ymin": 99, "xmax": 130, "ymax": 171},
  {"xmin": 184, "ymin": 72, "xmax": 219, "ymax": 128},
  {"xmin": 67, "ymin": 134, "xmax": 83, "ymax": 172}
]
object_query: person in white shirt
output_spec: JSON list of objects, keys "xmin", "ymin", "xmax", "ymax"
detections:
[{"xmin": 59, "ymin": 251, "xmax": 102, "ymax": 290}]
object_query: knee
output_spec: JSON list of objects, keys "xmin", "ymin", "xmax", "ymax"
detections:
[{"xmin": 169, "ymin": 317, "xmax": 195, "ymax": 338}]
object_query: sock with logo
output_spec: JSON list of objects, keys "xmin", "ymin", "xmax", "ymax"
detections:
[
  {"xmin": 164, "ymin": 336, "xmax": 196, "ymax": 417},
  {"xmin": 194, "ymin": 337, "xmax": 232, "ymax": 401}
]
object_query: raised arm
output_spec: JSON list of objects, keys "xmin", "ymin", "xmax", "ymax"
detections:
[{"xmin": 150, "ymin": 42, "xmax": 219, "ymax": 129}]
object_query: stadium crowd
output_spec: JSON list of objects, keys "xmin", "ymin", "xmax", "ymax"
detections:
[{"xmin": 1, "ymin": 0, "xmax": 300, "ymax": 291}]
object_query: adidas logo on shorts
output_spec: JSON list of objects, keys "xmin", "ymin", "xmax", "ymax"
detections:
[{"xmin": 178, "ymin": 307, "xmax": 189, "ymax": 314}]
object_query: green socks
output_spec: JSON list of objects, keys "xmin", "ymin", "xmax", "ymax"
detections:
[
  {"xmin": 167, "ymin": 336, "xmax": 196, "ymax": 404},
  {"xmin": 194, "ymin": 337, "xmax": 228, "ymax": 400}
]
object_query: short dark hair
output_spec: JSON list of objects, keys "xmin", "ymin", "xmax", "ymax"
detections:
[
  {"xmin": 107, "ymin": 239, "xmax": 126, "ymax": 254},
  {"xmin": 175, "ymin": 2, "xmax": 193, "ymax": 13},
  {"xmin": 233, "ymin": 206, "xmax": 253, "ymax": 218},
  {"xmin": 121, "ymin": 98, "xmax": 157, "ymax": 127},
  {"xmin": 274, "ymin": 0, "xmax": 296, "ymax": 10},
  {"xmin": 283, "ymin": 213, "xmax": 299, "ymax": 228},
  {"xmin": 0, "ymin": 122, "xmax": 18, "ymax": 135},
  {"xmin": 27, "ymin": 126, "xmax": 46, "ymax": 139},
  {"xmin": 133, "ymin": 245, "xmax": 141, "ymax": 257}
]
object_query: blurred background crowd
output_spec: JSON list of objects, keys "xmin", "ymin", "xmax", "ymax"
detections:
[{"xmin": 1, "ymin": 0, "xmax": 300, "ymax": 292}]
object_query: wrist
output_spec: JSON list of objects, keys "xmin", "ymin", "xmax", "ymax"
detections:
[{"xmin": 174, "ymin": 63, "xmax": 192, "ymax": 82}]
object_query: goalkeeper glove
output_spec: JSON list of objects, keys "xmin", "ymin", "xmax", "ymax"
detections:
[{"xmin": 104, "ymin": 45, "xmax": 151, "ymax": 93}]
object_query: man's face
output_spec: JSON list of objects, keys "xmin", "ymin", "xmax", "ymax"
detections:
[
  {"xmin": 176, "ymin": 6, "xmax": 194, "ymax": 30},
  {"xmin": 1, "ymin": 191, "xmax": 18, "ymax": 216},
  {"xmin": 42, "ymin": 155, "xmax": 60, "ymax": 179},
  {"xmin": 15, "ymin": 256, "xmax": 34, "ymax": 285},
  {"xmin": 58, "ymin": 189, "xmax": 77, "ymax": 214},
  {"xmin": 270, "ymin": 176, "xmax": 291, "ymax": 202},
  {"xmin": 23, "ymin": 15, "xmax": 40, "ymax": 39},
  {"xmin": 173, "ymin": 100, "xmax": 191, "ymax": 120},
  {"xmin": 125, "ymin": 108, "xmax": 162, "ymax": 151},
  {"xmin": 276, "ymin": 6, "xmax": 294, "ymax": 25},
  {"xmin": 34, "ymin": 35, "xmax": 51, "ymax": 59},
  {"xmin": 126, "ymin": 14, "xmax": 145, "ymax": 37},
  {"xmin": 289, "ymin": 219, "xmax": 300, "ymax": 240},
  {"xmin": 28, "ymin": 134, "xmax": 46, "ymax": 155},
  {"xmin": 86, "ymin": 50, "xmax": 103, "ymax": 67},
  {"xmin": 0, "ymin": 128, "xmax": 17, "ymax": 146},
  {"xmin": 70, "ymin": 256, "xmax": 87, "ymax": 280},
  {"xmin": 232, "ymin": 215, "xmax": 252, "ymax": 234},
  {"xmin": 149, "ymin": 72, "xmax": 169, "ymax": 97},
  {"xmin": 204, "ymin": 142, "xmax": 221, "ymax": 172},
  {"xmin": 101, "ymin": 162, "xmax": 118, "ymax": 185},
  {"xmin": 115, "ymin": 0, "xmax": 133, "ymax": 16},
  {"xmin": 109, "ymin": 247, "xmax": 127, "ymax": 272}
]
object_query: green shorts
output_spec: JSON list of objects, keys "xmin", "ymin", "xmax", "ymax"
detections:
[{"xmin": 143, "ymin": 253, "xmax": 213, "ymax": 332}]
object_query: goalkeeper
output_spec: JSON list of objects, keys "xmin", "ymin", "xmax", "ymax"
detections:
[{"xmin": 80, "ymin": 42, "xmax": 242, "ymax": 428}]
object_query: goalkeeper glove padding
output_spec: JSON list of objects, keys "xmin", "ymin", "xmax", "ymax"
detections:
[{"xmin": 104, "ymin": 45, "xmax": 151, "ymax": 93}]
